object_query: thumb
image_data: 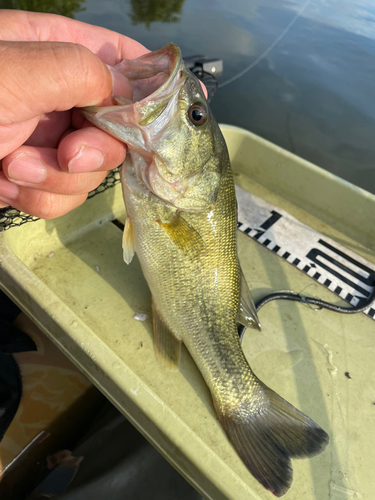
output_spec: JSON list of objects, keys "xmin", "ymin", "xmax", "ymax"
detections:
[{"xmin": 0, "ymin": 41, "xmax": 132, "ymax": 126}]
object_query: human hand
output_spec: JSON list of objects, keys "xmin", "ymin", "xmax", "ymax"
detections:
[{"xmin": 0, "ymin": 10, "xmax": 149, "ymax": 219}]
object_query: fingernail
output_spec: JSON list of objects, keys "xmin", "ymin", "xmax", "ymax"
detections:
[
  {"xmin": 68, "ymin": 146, "xmax": 104, "ymax": 173},
  {"xmin": 8, "ymin": 155, "xmax": 47, "ymax": 184},
  {"xmin": 0, "ymin": 174, "xmax": 19, "ymax": 200}
]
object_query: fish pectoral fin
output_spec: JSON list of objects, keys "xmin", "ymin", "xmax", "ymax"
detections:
[
  {"xmin": 152, "ymin": 300, "xmax": 181, "ymax": 370},
  {"xmin": 122, "ymin": 215, "xmax": 135, "ymax": 264},
  {"xmin": 237, "ymin": 269, "xmax": 261, "ymax": 331},
  {"xmin": 156, "ymin": 212, "xmax": 204, "ymax": 258},
  {"xmin": 214, "ymin": 385, "xmax": 329, "ymax": 497}
]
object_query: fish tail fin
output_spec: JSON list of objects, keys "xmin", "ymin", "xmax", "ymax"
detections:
[{"xmin": 214, "ymin": 386, "xmax": 329, "ymax": 497}]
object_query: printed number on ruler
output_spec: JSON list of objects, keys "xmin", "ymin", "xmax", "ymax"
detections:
[{"xmin": 235, "ymin": 186, "xmax": 375, "ymax": 320}]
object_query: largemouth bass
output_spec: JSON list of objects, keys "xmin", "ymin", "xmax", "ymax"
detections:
[{"xmin": 82, "ymin": 44, "xmax": 329, "ymax": 497}]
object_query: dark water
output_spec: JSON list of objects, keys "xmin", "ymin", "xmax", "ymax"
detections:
[{"xmin": 4, "ymin": 0, "xmax": 375, "ymax": 194}]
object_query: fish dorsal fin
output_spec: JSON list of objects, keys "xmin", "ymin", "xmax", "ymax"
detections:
[
  {"xmin": 122, "ymin": 215, "xmax": 135, "ymax": 264},
  {"xmin": 157, "ymin": 212, "xmax": 204, "ymax": 258},
  {"xmin": 237, "ymin": 269, "xmax": 261, "ymax": 331},
  {"xmin": 152, "ymin": 299, "xmax": 181, "ymax": 370}
]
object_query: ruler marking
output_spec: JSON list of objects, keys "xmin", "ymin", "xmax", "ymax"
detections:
[{"xmin": 236, "ymin": 188, "xmax": 375, "ymax": 321}]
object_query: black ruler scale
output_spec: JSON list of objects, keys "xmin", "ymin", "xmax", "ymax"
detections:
[{"xmin": 235, "ymin": 186, "xmax": 375, "ymax": 321}]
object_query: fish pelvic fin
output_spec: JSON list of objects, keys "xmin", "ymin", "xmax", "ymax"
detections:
[
  {"xmin": 237, "ymin": 269, "xmax": 261, "ymax": 331},
  {"xmin": 152, "ymin": 299, "xmax": 181, "ymax": 370},
  {"xmin": 214, "ymin": 386, "xmax": 329, "ymax": 497},
  {"xmin": 123, "ymin": 215, "xmax": 135, "ymax": 264}
]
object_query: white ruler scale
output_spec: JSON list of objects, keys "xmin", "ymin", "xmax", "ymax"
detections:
[{"xmin": 235, "ymin": 186, "xmax": 375, "ymax": 321}]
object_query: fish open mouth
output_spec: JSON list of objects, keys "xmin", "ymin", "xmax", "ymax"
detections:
[
  {"xmin": 80, "ymin": 43, "xmax": 185, "ymax": 129},
  {"xmin": 114, "ymin": 43, "xmax": 183, "ymax": 103}
]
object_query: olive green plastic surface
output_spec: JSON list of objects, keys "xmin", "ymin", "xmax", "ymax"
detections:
[{"xmin": 0, "ymin": 125, "xmax": 374, "ymax": 500}]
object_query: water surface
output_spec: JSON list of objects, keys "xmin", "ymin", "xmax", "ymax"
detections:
[{"xmin": 74, "ymin": 0, "xmax": 375, "ymax": 195}]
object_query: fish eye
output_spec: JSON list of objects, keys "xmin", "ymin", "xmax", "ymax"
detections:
[{"xmin": 188, "ymin": 103, "xmax": 207, "ymax": 127}]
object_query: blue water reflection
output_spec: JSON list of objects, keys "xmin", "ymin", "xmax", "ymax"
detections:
[{"xmin": 77, "ymin": 0, "xmax": 375, "ymax": 194}]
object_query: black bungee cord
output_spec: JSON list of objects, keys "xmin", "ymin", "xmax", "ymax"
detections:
[{"xmin": 238, "ymin": 286, "xmax": 375, "ymax": 342}]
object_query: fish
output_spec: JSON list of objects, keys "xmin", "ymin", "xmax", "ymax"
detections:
[{"xmin": 81, "ymin": 44, "xmax": 329, "ymax": 497}]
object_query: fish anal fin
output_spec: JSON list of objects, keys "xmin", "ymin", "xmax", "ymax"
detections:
[
  {"xmin": 152, "ymin": 300, "xmax": 181, "ymax": 370},
  {"xmin": 237, "ymin": 269, "xmax": 261, "ymax": 331},
  {"xmin": 214, "ymin": 385, "xmax": 329, "ymax": 497},
  {"xmin": 157, "ymin": 212, "xmax": 204, "ymax": 258},
  {"xmin": 123, "ymin": 215, "xmax": 135, "ymax": 264}
]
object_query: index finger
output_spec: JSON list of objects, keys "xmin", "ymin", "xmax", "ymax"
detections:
[{"xmin": 0, "ymin": 10, "xmax": 149, "ymax": 63}]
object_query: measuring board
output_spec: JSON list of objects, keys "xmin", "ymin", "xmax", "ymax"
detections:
[{"xmin": 235, "ymin": 186, "xmax": 375, "ymax": 320}]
